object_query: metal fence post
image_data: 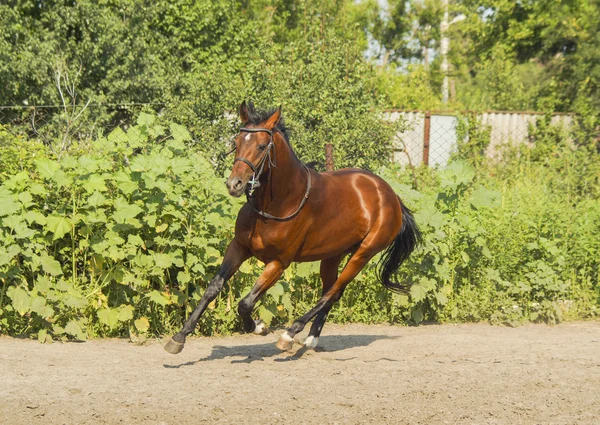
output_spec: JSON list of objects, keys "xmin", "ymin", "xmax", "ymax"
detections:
[
  {"xmin": 325, "ymin": 143, "xmax": 334, "ymax": 171},
  {"xmin": 423, "ymin": 111, "xmax": 431, "ymax": 166}
]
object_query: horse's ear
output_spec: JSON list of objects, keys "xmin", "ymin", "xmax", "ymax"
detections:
[
  {"xmin": 264, "ymin": 106, "xmax": 282, "ymax": 129},
  {"xmin": 239, "ymin": 101, "xmax": 249, "ymax": 123}
]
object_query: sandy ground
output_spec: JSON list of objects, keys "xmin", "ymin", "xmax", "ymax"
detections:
[{"xmin": 1, "ymin": 322, "xmax": 599, "ymax": 425}]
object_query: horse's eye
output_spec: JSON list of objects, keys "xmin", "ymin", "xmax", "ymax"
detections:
[{"xmin": 258, "ymin": 144, "xmax": 267, "ymax": 151}]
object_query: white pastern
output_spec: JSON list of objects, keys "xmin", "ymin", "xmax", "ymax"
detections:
[
  {"xmin": 253, "ymin": 320, "xmax": 266, "ymax": 335},
  {"xmin": 304, "ymin": 335, "xmax": 319, "ymax": 349},
  {"xmin": 280, "ymin": 331, "xmax": 293, "ymax": 342}
]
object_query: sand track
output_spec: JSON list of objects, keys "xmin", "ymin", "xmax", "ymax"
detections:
[{"xmin": 1, "ymin": 322, "xmax": 599, "ymax": 424}]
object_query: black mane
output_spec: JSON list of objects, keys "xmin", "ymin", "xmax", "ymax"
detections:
[{"xmin": 244, "ymin": 102, "xmax": 290, "ymax": 144}]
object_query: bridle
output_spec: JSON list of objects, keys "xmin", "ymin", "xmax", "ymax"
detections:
[
  {"xmin": 233, "ymin": 127, "xmax": 276, "ymax": 196},
  {"xmin": 229, "ymin": 127, "xmax": 312, "ymax": 221}
]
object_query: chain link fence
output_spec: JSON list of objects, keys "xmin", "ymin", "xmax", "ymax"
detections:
[
  {"xmin": 1, "ymin": 104, "xmax": 594, "ymax": 173},
  {"xmin": 385, "ymin": 110, "xmax": 580, "ymax": 168}
]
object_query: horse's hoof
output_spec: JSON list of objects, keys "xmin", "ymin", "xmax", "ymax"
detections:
[
  {"xmin": 304, "ymin": 335, "xmax": 319, "ymax": 349},
  {"xmin": 252, "ymin": 320, "xmax": 268, "ymax": 336},
  {"xmin": 276, "ymin": 331, "xmax": 294, "ymax": 351},
  {"xmin": 164, "ymin": 337, "xmax": 185, "ymax": 354}
]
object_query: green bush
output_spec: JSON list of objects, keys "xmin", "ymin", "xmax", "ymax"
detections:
[{"xmin": 0, "ymin": 116, "xmax": 598, "ymax": 342}]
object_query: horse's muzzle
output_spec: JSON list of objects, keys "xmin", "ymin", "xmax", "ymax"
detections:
[{"xmin": 226, "ymin": 176, "xmax": 245, "ymax": 197}]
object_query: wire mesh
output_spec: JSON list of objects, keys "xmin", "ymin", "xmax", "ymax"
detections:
[
  {"xmin": 0, "ymin": 104, "xmax": 588, "ymax": 173},
  {"xmin": 385, "ymin": 110, "xmax": 578, "ymax": 168}
]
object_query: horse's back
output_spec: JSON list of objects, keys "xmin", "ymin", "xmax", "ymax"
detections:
[
  {"xmin": 295, "ymin": 167, "xmax": 402, "ymax": 260},
  {"xmin": 315, "ymin": 167, "xmax": 399, "ymax": 205}
]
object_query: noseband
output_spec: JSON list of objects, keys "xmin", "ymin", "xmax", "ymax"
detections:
[{"xmin": 230, "ymin": 127, "xmax": 312, "ymax": 221}]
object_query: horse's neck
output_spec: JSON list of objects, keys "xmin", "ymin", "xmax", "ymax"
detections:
[{"xmin": 257, "ymin": 135, "xmax": 306, "ymax": 212}]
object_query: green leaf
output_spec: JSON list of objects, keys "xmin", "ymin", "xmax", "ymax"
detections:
[
  {"xmin": 296, "ymin": 262, "xmax": 318, "ymax": 278},
  {"xmin": 30, "ymin": 295, "xmax": 53, "ymax": 318},
  {"xmin": 392, "ymin": 293, "xmax": 410, "ymax": 306},
  {"xmin": 113, "ymin": 171, "xmax": 138, "ymax": 194},
  {"xmin": 258, "ymin": 305, "xmax": 277, "ymax": 325},
  {"xmin": 78, "ymin": 155, "xmax": 100, "ymax": 173},
  {"xmin": 52, "ymin": 169, "xmax": 73, "ymax": 188},
  {"xmin": 97, "ymin": 308, "xmax": 120, "ymax": 328},
  {"xmin": 155, "ymin": 223, "xmax": 168, "ymax": 233},
  {"xmin": 40, "ymin": 255, "xmax": 63, "ymax": 276},
  {"xmin": 18, "ymin": 191, "xmax": 33, "ymax": 207},
  {"xmin": 65, "ymin": 321, "xmax": 85, "ymax": 339},
  {"xmin": 127, "ymin": 234, "xmax": 146, "ymax": 249},
  {"xmin": 435, "ymin": 292, "xmax": 448, "ymax": 306},
  {"xmin": 148, "ymin": 290, "xmax": 169, "ymax": 306},
  {"xmin": 281, "ymin": 293, "xmax": 293, "ymax": 312},
  {"xmin": 410, "ymin": 284, "xmax": 427, "ymax": 303},
  {"xmin": 170, "ymin": 123, "xmax": 191, "ymax": 142},
  {"xmin": 204, "ymin": 246, "xmax": 221, "ymax": 265},
  {"xmin": 36, "ymin": 158, "xmax": 60, "ymax": 179},
  {"xmin": 470, "ymin": 187, "xmax": 502, "ymax": 209},
  {"xmin": 38, "ymin": 329, "xmax": 53, "ymax": 344},
  {"xmin": 87, "ymin": 191, "xmax": 107, "ymax": 207},
  {"xmin": 7, "ymin": 287, "xmax": 30, "ymax": 315},
  {"xmin": 411, "ymin": 308, "xmax": 424, "ymax": 324},
  {"xmin": 153, "ymin": 253, "xmax": 173, "ymax": 269},
  {"xmin": 107, "ymin": 127, "xmax": 128, "ymax": 145},
  {"xmin": 117, "ymin": 305, "xmax": 134, "ymax": 322},
  {"xmin": 0, "ymin": 245, "xmax": 21, "ymax": 267},
  {"xmin": 177, "ymin": 271, "xmax": 191, "ymax": 285},
  {"xmin": 134, "ymin": 317, "xmax": 150, "ymax": 333},
  {"xmin": 268, "ymin": 282, "xmax": 285, "ymax": 298},
  {"xmin": 113, "ymin": 199, "xmax": 143, "ymax": 223},
  {"xmin": 30, "ymin": 183, "xmax": 46, "ymax": 195},
  {"xmin": 414, "ymin": 204, "xmax": 444, "ymax": 229},
  {"xmin": 137, "ymin": 112, "xmax": 156, "ymax": 127},
  {"xmin": 24, "ymin": 211, "xmax": 47, "ymax": 225},
  {"xmin": 82, "ymin": 174, "xmax": 107, "ymax": 192},
  {"xmin": 0, "ymin": 189, "xmax": 20, "ymax": 217},
  {"xmin": 46, "ymin": 215, "xmax": 72, "ymax": 241}
]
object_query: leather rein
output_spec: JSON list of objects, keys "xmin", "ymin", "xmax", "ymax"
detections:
[{"xmin": 233, "ymin": 127, "xmax": 312, "ymax": 222}]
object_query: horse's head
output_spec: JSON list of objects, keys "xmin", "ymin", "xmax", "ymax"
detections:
[{"xmin": 226, "ymin": 101, "xmax": 282, "ymax": 197}]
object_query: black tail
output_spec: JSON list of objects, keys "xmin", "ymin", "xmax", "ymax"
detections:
[{"xmin": 378, "ymin": 200, "xmax": 422, "ymax": 293}]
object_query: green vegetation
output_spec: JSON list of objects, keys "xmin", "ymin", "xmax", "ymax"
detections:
[
  {"xmin": 0, "ymin": 1, "xmax": 598, "ymax": 340},
  {"xmin": 0, "ymin": 115, "xmax": 597, "ymax": 341}
]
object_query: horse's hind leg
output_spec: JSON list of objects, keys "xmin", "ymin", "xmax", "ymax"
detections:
[
  {"xmin": 303, "ymin": 254, "xmax": 344, "ymax": 349},
  {"xmin": 276, "ymin": 247, "xmax": 376, "ymax": 351}
]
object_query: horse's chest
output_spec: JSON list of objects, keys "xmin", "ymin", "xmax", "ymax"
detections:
[{"xmin": 247, "ymin": 225, "xmax": 298, "ymax": 262}]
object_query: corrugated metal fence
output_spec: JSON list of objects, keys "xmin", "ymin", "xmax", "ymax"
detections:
[{"xmin": 385, "ymin": 110, "xmax": 575, "ymax": 168}]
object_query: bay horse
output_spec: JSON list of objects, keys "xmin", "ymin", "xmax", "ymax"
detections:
[{"xmin": 164, "ymin": 101, "xmax": 421, "ymax": 354}]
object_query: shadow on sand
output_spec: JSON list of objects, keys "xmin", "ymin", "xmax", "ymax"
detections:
[{"xmin": 163, "ymin": 334, "xmax": 400, "ymax": 368}]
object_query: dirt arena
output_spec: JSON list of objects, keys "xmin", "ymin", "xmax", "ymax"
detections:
[{"xmin": 1, "ymin": 321, "xmax": 599, "ymax": 424}]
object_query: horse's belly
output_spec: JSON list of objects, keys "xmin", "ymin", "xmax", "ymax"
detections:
[{"xmin": 292, "ymin": 220, "xmax": 366, "ymax": 262}]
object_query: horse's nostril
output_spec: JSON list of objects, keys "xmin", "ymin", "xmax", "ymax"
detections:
[{"xmin": 234, "ymin": 179, "xmax": 243, "ymax": 189}]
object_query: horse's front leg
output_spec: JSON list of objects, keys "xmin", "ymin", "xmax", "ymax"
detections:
[
  {"xmin": 237, "ymin": 261, "xmax": 285, "ymax": 335},
  {"xmin": 164, "ymin": 239, "xmax": 249, "ymax": 354}
]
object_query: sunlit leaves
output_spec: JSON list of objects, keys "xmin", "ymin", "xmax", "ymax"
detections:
[
  {"xmin": 97, "ymin": 308, "xmax": 119, "ymax": 328},
  {"xmin": 36, "ymin": 159, "xmax": 60, "ymax": 179},
  {"xmin": 40, "ymin": 255, "xmax": 63, "ymax": 276},
  {"xmin": 134, "ymin": 317, "xmax": 150, "ymax": 333},
  {"xmin": 470, "ymin": 187, "xmax": 501, "ymax": 209},
  {"xmin": 7, "ymin": 287, "xmax": 30, "ymax": 315},
  {"xmin": 148, "ymin": 290, "xmax": 170, "ymax": 306},
  {"xmin": 45, "ymin": 215, "xmax": 72, "ymax": 241},
  {"xmin": 65, "ymin": 321, "xmax": 85, "ymax": 339},
  {"xmin": 0, "ymin": 188, "xmax": 20, "ymax": 217}
]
